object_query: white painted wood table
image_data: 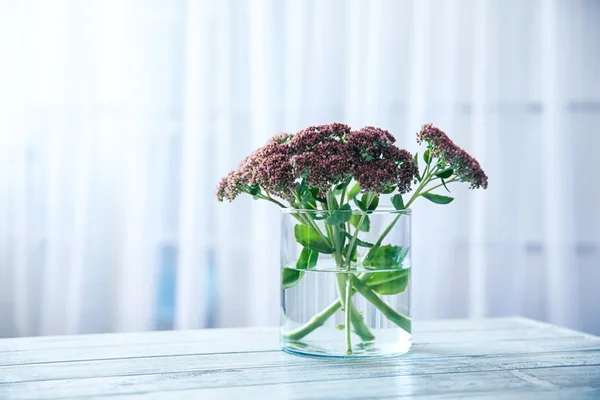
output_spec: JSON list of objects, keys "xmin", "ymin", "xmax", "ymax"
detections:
[{"xmin": 0, "ymin": 318, "xmax": 599, "ymax": 399}]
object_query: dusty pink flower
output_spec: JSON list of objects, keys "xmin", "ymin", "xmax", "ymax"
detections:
[
  {"xmin": 417, "ymin": 124, "xmax": 488, "ymax": 189},
  {"xmin": 216, "ymin": 133, "xmax": 298, "ymax": 201},
  {"xmin": 289, "ymin": 123, "xmax": 351, "ymax": 151},
  {"xmin": 292, "ymin": 140, "xmax": 353, "ymax": 192},
  {"xmin": 346, "ymin": 126, "xmax": 396, "ymax": 159},
  {"xmin": 255, "ymin": 145, "xmax": 296, "ymax": 198},
  {"xmin": 238, "ymin": 133, "xmax": 293, "ymax": 182},
  {"xmin": 286, "ymin": 123, "xmax": 353, "ymax": 192},
  {"xmin": 347, "ymin": 127, "xmax": 418, "ymax": 194},
  {"xmin": 270, "ymin": 132, "xmax": 294, "ymax": 145},
  {"xmin": 216, "ymin": 170, "xmax": 245, "ymax": 202}
]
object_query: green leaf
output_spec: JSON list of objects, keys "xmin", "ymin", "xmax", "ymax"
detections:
[
  {"xmin": 336, "ymin": 176, "xmax": 352, "ymax": 190},
  {"xmin": 298, "ymin": 191, "xmax": 314, "ymax": 206},
  {"xmin": 362, "ymin": 245, "xmax": 410, "ymax": 269},
  {"xmin": 336, "ymin": 226, "xmax": 347, "ymax": 251},
  {"xmin": 353, "ymin": 197, "xmax": 367, "ymax": 211},
  {"xmin": 282, "ymin": 268, "xmax": 304, "ymax": 289},
  {"xmin": 441, "ymin": 178, "xmax": 451, "ymax": 193},
  {"xmin": 344, "ymin": 232, "xmax": 374, "ymax": 248},
  {"xmin": 362, "ymin": 194, "xmax": 379, "ymax": 211},
  {"xmin": 336, "ymin": 324, "xmax": 345, "ymax": 330},
  {"xmin": 349, "ymin": 214, "xmax": 370, "ymax": 232},
  {"xmin": 297, "ymin": 179, "xmax": 308, "ymax": 195},
  {"xmin": 294, "ymin": 224, "xmax": 334, "ymax": 254},
  {"xmin": 296, "ymin": 247, "xmax": 318, "ymax": 270},
  {"xmin": 391, "ymin": 194, "xmax": 405, "ymax": 210},
  {"xmin": 435, "ymin": 168, "xmax": 453, "ymax": 179},
  {"xmin": 248, "ymin": 184, "xmax": 261, "ymax": 196},
  {"xmin": 347, "ymin": 182, "xmax": 361, "ymax": 199},
  {"xmin": 382, "ymin": 186, "xmax": 396, "ymax": 195},
  {"xmin": 369, "ymin": 195, "xmax": 379, "ymax": 211},
  {"xmin": 310, "ymin": 188, "xmax": 327, "ymax": 203},
  {"xmin": 328, "ymin": 193, "xmax": 340, "ymax": 210},
  {"xmin": 304, "ymin": 197, "xmax": 317, "ymax": 210},
  {"xmin": 366, "ymin": 269, "xmax": 410, "ymax": 295},
  {"xmin": 326, "ymin": 203, "xmax": 352, "ymax": 225},
  {"xmin": 422, "ymin": 193, "xmax": 454, "ymax": 204},
  {"xmin": 343, "ymin": 244, "xmax": 358, "ymax": 262},
  {"xmin": 423, "ymin": 149, "xmax": 431, "ymax": 164}
]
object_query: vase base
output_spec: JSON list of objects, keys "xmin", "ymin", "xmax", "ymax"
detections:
[
  {"xmin": 280, "ymin": 330, "xmax": 412, "ymax": 358},
  {"xmin": 281, "ymin": 345, "xmax": 411, "ymax": 359}
]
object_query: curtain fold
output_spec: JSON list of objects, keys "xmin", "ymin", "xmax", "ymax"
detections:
[{"xmin": 0, "ymin": 0, "xmax": 599, "ymax": 337}]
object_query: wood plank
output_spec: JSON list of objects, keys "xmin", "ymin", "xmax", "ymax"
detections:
[
  {"xmin": 2, "ymin": 363, "xmax": 599, "ymax": 400},
  {"xmin": 0, "ymin": 318, "xmax": 537, "ymax": 353},
  {"xmin": 0, "ymin": 325, "xmax": 589, "ymax": 367},
  {"xmin": 87, "ymin": 386, "xmax": 600, "ymax": 400},
  {"xmin": 0, "ymin": 328, "xmax": 274, "ymax": 353},
  {"xmin": 0, "ymin": 350, "xmax": 598, "ymax": 399},
  {"xmin": 526, "ymin": 365, "xmax": 600, "ymax": 388},
  {"xmin": 1, "ymin": 336, "xmax": 599, "ymax": 384},
  {"xmin": 417, "ymin": 389, "xmax": 600, "ymax": 400}
]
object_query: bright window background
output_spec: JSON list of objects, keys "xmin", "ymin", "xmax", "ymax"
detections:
[{"xmin": 0, "ymin": 0, "xmax": 599, "ymax": 337}]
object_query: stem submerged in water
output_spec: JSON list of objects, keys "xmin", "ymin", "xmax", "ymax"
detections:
[
  {"xmin": 350, "ymin": 276, "xmax": 411, "ymax": 332},
  {"xmin": 282, "ymin": 272, "xmax": 409, "ymax": 342},
  {"xmin": 345, "ymin": 277, "xmax": 352, "ymax": 355}
]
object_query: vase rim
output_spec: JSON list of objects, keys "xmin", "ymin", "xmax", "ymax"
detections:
[{"xmin": 280, "ymin": 206, "xmax": 411, "ymax": 215}]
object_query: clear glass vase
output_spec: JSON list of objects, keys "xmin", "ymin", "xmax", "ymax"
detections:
[{"xmin": 280, "ymin": 208, "xmax": 411, "ymax": 358}]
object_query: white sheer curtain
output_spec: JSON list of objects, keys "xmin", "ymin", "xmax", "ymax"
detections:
[{"xmin": 1, "ymin": 0, "xmax": 599, "ymax": 338}]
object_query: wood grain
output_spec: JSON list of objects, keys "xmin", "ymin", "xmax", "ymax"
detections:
[
  {"xmin": 1, "ymin": 336, "xmax": 599, "ymax": 384},
  {"xmin": 0, "ymin": 318, "xmax": 597, "ymax": 400},
  {"xmin": 0, "ymin": 318, "xmax": 539, "ymax": 352},
  {"xmin": 86, "ymin": 369, "xmax": 600, "ymax": 400},
  {"xmin": 0, "ymin": 322, "xmax": 590, "ymax": 367}
]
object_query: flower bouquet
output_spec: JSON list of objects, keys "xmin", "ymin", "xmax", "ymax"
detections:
[{"xmin": 217, "ymin": 123, "xmax": 487, "ymax": 357}]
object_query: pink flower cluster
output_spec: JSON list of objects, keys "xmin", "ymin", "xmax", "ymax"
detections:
[
  {"xmin": 218, "ymin": 122, "xmax": 486, "ymax": 203},
  {"xmin": 347, "ymin": 127, "xmax": 418, "ymax": 194},
  {"xmin": 288, "ymin": 123, "xmax": 350, "ymax": 151},
  {"xmin": 291, "ymin": 140, "xmax": 354, "ymax": 193},
  {"xmin": 417, "ymin": 124, "xmax": 488, "ymax": 189},
  {"xmin": 216, "ymin": 134, "xmax": 296, "ymax": 201},
  {"xmin": 216, "ymin": 170, "xmax": 244, "ymax": 202},
  {"xmin": 218, "ymin": 123, "xmax": 364, "ymax": 201}
]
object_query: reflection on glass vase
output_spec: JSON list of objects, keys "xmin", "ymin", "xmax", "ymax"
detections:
[{"xmin": 280, "ymin": 208, "xmax": 411, "ymax": 358}]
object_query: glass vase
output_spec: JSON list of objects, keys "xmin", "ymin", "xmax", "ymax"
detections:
[{"xmin": 280, "ymin": 208, "xmax": 411, "ymax": 358}]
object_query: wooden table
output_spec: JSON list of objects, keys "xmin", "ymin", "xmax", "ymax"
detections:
[{"xmin": 0, "ymin": 318, "xmax": 598, "ymax": 399}]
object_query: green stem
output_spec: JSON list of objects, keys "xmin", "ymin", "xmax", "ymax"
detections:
[
  {"xmin": 302, "ymin": 200, "xmax": 371, "ymax": 341},
  {"xmin": 255, "ymin": 193, "xmax": 287, "ymax": 208},
  {"xmin": 326, "ymin": 190, "xmax": 354, "ymax": 352},
  {"xmin": 289, "ymin": 189, "xmax": 333, "ymax": 248},
  {"xmin": 283, "ymin": 303, "xmax": 340, "ymax": 341},
  {"xmin": 336, "ymin": 277, "xmax": 375, "ymax": 341},
  {"xmin": 302, "ymin": 216, "xmax": 330, "ymax": 247},
  {"xmin": 406, "ymin": 168, "xmax": 434, "ymax": 208},
  {"xmin": 282, "ymin": 274, "xmax": 396, "ymax": 341},
  {"xmin": 345, "ymin": 213, "xmax": 366, "ymax": 261},
  {"xmin": 292, "ymin": 196, "xmax": 371, "ymax": 341},
  {"xmin": 345, "ymin": 277, "xmax": 352, "ymax": 355},
  {"xmin": 283, "ymin": 275, "xmax": 363, "ymax": 341},
  {"xmin": 372, "ymin": 213, "xmax": 401, "ymax": 249},
  {"xmin": 371, "ymin": 167, "xmax": 442, "ymax": 249},
  {"xmin": 420, "ymin": 177, "xmax": 458, "ymax": 196},
  {"xmin": 350, "ymin": 276, "xmax": 411, "ymax": 333}
]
